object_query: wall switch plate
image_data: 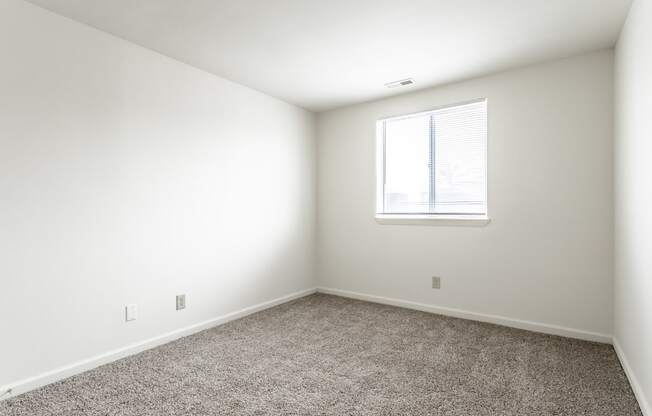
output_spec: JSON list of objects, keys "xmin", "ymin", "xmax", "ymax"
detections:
[
  {"xmin": 125, "ymin": 304, "xmax": 138, "ymax": 322},
  {"xmin": 432, "ymin": 276, "xmax": 441, "ymax": 289},
  {"xmin": 176, "ymin": 294, "xmax": 186, "ymax": 310}
]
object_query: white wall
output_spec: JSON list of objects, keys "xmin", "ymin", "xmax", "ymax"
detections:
[
  {"xmin": 317, "ymin": 51, "xmax": 614, "ymax": 339},
  {"xmin": 614, "ymin": 0, "xmax": 652, "ymax": 413},
  {"xmin": 0, "ymin": 0, "xmax": 316, "ymax": 391}
]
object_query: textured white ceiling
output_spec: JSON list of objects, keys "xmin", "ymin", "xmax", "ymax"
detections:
[{"xmin": 26, "ymin": 0, "xmax": 632, "ymax": 112}]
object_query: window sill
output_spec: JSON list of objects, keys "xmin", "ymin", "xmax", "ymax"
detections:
[{"xmin": 375, "ymin": 214, "xmax": 491, "ymax": 226}]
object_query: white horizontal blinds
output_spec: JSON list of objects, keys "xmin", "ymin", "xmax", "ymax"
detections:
[
  {"xmin": 384, "ymin": 114, "xmax": 431, "ymax": 213},
  {"xmin": 433, "ymin": 100, "xmax": 487, "ymax": 214},
  {"xmin": 381, "ymin": 99, "xmax": 487, "ymax": 215}
]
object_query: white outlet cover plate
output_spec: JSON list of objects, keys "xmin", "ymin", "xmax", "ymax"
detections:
[
  {"xmin": 176, "ymin": 295, "xmax": 186, "ymax": 310},
  {"xmin": 125, "ymin": 304, "xmax": 138, "ymax": 322}
]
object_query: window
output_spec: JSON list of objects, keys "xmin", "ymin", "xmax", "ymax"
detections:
[{"xmin": 376, "ymin": 99, "xmax": 488, "ymax": 221}]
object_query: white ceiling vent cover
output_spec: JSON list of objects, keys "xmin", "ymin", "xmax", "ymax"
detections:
[{"xmin": 384, "ymin": 78, "xmax": 415, "ymax": 88}]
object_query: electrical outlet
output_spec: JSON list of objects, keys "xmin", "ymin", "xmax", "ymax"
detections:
[
  {"xmin": 432, "ymin": 276, "xmax": 441, "ymax": 289},
  {"xmin": 125, "ymin": 304, "xmax": 138, "ymax": 322},
  {"xmin": 176, "ymin": 294, "xmax": 186, "ymax": 310}
]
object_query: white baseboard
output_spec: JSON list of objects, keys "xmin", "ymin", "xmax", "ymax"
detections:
[
  {"xmin": 0, "ymin": 287, "xmax": 317, "ymax": 401},
  {"xmin": 317, "ymin": 287, "xmax": 612, "ymax": 344},
  {"xmin": 613, "ymin": 337, "xmax": 651, "ymax": 416}
]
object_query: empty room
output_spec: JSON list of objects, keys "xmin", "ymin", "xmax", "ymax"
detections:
[{"xmin": 1, "ymin": 0, "xmax": 650, "ymax": 414}]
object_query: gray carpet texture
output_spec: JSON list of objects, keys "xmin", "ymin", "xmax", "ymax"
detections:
[{"xmin": 1, "ymin": 294, "xmax": 641, "ymax": 416}]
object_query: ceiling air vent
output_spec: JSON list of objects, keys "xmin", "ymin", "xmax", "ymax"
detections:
[{"xmin": 384, "ymin": 78, "xmax": 415, "ymax": 88}]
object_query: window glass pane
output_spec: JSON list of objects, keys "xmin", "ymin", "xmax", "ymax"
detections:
[
  {"xmin": 433, "ymin": 101, "xmax": 487, "ymax": 214},
  {"xmin": 378, "ymin": 100, "xmax": 487, "ymax": 216},
  {"xmin": 384, "ymin": 114, "xmax": 430, "ymax": 213}
]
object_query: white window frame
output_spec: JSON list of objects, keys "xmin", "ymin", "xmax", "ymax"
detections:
[{"xmin": 375, "ymin": 98, "xmax": 490, "ymax": 226}]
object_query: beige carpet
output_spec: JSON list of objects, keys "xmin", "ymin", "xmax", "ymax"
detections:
[{"xmin": 1, "ymin": 294, "xmax": 642, "ymax": 415}]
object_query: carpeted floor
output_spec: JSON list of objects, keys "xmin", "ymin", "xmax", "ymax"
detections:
[{"xmin": 1, "ymin": 294, "xmax": 642, "ymax": 415}]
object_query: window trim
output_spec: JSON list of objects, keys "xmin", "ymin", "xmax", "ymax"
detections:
[
  {"xmin": 375, "ymin": 98, "xmax": 490, "ymax": 226},
  {"xmin": 375, "ymin": 214, "xmax": 490, "ymax": 226}
]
